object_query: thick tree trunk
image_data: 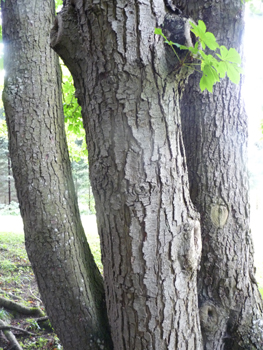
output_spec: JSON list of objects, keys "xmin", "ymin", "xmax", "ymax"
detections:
[
  {"xmin": 1, "ymin": 1, "xmax": 112, "ymax": 349},
  {"xmin": 51, "ymin": 1, "xmax": 203, "ymax": 349},
  {"xmin": 180, "ymin": 1, "xmax": 263, "ymax": 349}
]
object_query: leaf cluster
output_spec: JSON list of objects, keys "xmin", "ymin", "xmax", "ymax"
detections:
[
  {"xmin": 62, "ymin": 72, "xmax": 88, "ymax": 162},
  {"xmin": 155, "ymin": 20, "xmax": 242, "ymax": 92}
]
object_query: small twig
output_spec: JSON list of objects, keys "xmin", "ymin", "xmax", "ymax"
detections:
[
  {"xmin": 0, "ymin": 324, "xmax": 36, "ymax": 336},
  {"xmin": 29, "ymin": 289, "xmax": 42, "ymax": 303}
]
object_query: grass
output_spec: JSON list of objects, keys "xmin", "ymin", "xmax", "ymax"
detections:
[
  {"xmin": 0, "ymin": 231, "xmax": 59, "ymax": 350},
  {"xmin": 0, "ymin": 232, "xmax": 34, "ymax": 295},
  {"xmin": 85, "ymin": 231, "xmax": 103, "ymax": 272},
  {"xmin": 0, "ymin": 220, "xmax": 102, "ymax": 350}
]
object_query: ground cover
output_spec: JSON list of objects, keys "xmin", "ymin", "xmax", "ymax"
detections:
[
  {"xmin": 0, "ymin": 231, "xmax": 62, "ymax": 350},
  {"xmin": 0, "ymin": 216, "xmax": 101, "ymax": 350}
]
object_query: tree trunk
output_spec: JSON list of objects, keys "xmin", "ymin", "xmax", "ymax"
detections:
[
  {"xmin": 180, "ymin": 1, "xmax": 263, "ymax": 349},
  {"xmin": 4, "ymin": 0, "xmax": 263, "ymax": 348},
  {"xmin": 1, "ymin": 1, "xmax": 112, "ymax": 349},
  {"xmin": 51, "ymin": 1, "xmax": 203, "ymax": 349}
]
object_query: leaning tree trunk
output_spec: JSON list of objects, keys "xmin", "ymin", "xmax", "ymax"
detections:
[
  {"xmin": 1, "ymin": 1, "xmax": 112, "ymax": 349},
  {"xmin": 51, "ymin": 1, "xmax": 203, "ymax": 349},
  {"xmin": 179, "ymin": 0, "xmax": 263, "ymax": 349}
]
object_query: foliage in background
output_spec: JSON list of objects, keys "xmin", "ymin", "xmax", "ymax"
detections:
[
  {"xmin": 0, "ymin": 118, "xmax": 7, "ymax": 138},
  {"xmin": 155, "ymin": 20, "xmax": 242, "ymax": 92},
  {"xmin": 0, "ymin": 201, "xmax": 20, "ymax": 215},
  {"xmin": 71, "ymin": 159, "xmax": 96, "ymax": 215},
  {"xmin": 62, "ymin": 70, "xmax": 88, "ymax": 162},
  {"xmin": 244, "ymin": 0, "xmax": 263, "ymax": 14},
  {"xmin": 55, "ymin": 0, "xmax": 63, "ymax": 11},
  {"xmin": 0, "ymin": 108, "xmax": 18, "ymax": 207},
  {"xmin": 60, "ymin": 65, "xmax": 96, "ymax": 213}
]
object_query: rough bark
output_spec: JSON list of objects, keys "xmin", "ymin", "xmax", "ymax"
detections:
[
  {"xmin": 179, "ymin": 1, "xmax": 263, "ymax": 349},
  {"xmin": 1, "ymin": 1, "xmax": 112, "ymax": 349},
  {"xmin": 51, "ymin": 1, "xmax": 203, "ymax": 349}
]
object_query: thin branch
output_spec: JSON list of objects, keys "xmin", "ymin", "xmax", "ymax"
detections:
[
  {"xmin": 29, "ymin": 289, "xmax": 42, "ymax": 303},
  {"xmin": 0, "ymin": 324, "xmax": 36, "ymax": 336}
]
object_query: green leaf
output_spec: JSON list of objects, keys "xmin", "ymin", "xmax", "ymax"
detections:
[
  {"xmin": 200, "ymin": 74, "xmax": 214, "ymax": 93},
  {"xmin": 200, "ymin": 53, "xmax": 219, "ymax": 71},
  {"xmin": 216, "ymin": 61, "xmax": 228, "ymax": 78},
  {"xmin": 203, "ymin": 32, "xmax": 219, "ymax": 50},
  {"xmin": 190, "ymin": 20, "xmax": 206, "ymax": 35},
  {"xmin": 202, "ymin": 64, "xmax": 220, "ymax": 83},
  {"xmin": 190, "ymin": 20, "xmax": 219, "ymax": 51},
  {"xmin": 226, "ymin": 63, "xmax": 242, "ymax": 84},
  {"xmin": 217, "ymin": 46, "xmax": 241, "ymax": 64},
  {"xmin": 154, "ymin": 28, "xmax": 163, "ymax": 35},
  {"xmin": 200, "ymin": 62, "xmax": 220, "ymax": 92},
  {"xmin": 225, "ymin": 48, "xmax": 241, "ymax": 64},
  {"xmin": 190, "ymin": 21, "xmax": 206, "ymax": 41}
]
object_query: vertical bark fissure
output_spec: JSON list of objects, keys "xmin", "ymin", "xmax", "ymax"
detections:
[{"xmin": 2, "ymin": 1, "xmax": 112, "ymax": 349}]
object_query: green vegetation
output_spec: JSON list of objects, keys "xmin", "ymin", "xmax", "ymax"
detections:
[
  {"xmin": 0, "ymin": 231, "xmax": 57, "ymax": 349},
  {"xmin": 0, "ymin": 224, "xmax": 102, "ymax": 349},
  {"xmin": 244, "ymin": 0, "xmax": 263, "ymax": 14},
  {"xmin": 62, "ymin": 69, "xmax": 88, "ymax": 162},
  {"xmin": 0, "ymin": 65, "xmax": 95, "ymax": 215},
  {"xmin": 155, "ymin": 20, "xmax": 242, "ymax": 92},
  {"xmin": 0, "ymin": 202, "xmax": 20, "ymax": 215}
]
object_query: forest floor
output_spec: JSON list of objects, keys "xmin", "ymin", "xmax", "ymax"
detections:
[
  {"xmin": 0, "ymin": 230, "xmax": 60, "ymax": 350},
  {"xmin": 0, "ymin": 213, "xmax": 262, "ymax": 349},
  {"xmin": 0, "ymin": 215, "xmax": 100, "ymax": 350}
]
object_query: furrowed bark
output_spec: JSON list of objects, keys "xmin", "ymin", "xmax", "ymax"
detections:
[
  {"xmin": 51, "ymin": 1, "xmax": 203, "ymax": 349},
  {"xmin": 1, "ymin": 1, "xmax": 112, "ymax": 349},
  {"xmin": 180, "ymin": 1, "xmax": 263, "ymax": 349}
]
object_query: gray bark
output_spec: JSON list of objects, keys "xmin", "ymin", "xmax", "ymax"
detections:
[
  {"xmin": 3, "ymin": 0, "xmax": 261, "ymax": 349},
  {"xmin": 180, "ymin": 1, "xmax": 263, "ymax": 349},
  {"xmin": 51, "ymin": 1, "xmax": 203, "ymax": 349},
  {"xmin": 1, "ymin": 1, "xmax": 112, "ymax": 349}
]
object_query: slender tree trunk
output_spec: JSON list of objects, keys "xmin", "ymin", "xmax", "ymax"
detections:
[
  {"xmin": 1, "ymin": 1, "xmax": 112, "ymax": 349},
  {"xmin": 180, "ymin": 1, "xmax": 263, "ymax": 349},
  {"xmin": 51, "ymin": 1, "xmax": 203, "ymax": 349}
]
